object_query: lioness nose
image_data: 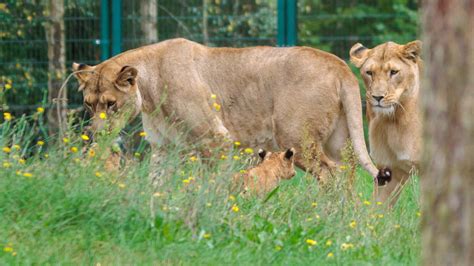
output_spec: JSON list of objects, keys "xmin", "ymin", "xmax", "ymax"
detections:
[{"xmin": 372, "ymin": 96, "xmax": 384, "ymax": 102}]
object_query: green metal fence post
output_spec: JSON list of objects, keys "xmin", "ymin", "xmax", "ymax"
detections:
[
  {"xmin": 111, "ymin": 0, "xmax": 122, "ymax": 56},
  {"xmin": 100, "ymin": 0, "xmax": 110, "ymax": 60},
  {"xmin": 277, "ymin": 0, "xmax": 286, "ymax": 46},
  {"xmin": 286, "ymin": 0, "xmax": 297, "ymax": 46}
]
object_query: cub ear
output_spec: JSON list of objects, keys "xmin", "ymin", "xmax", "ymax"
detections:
[
  {"xmin": 284, "ymin": 148, "xmax": 295, "ymax": 160},
  {"xmin": 403, "ymin": 40, "xmax": 422, "ymax": 61},
  {"xmin": 115, "ymin": 66, "xmax": 138, "ymax": 92},
  {"xmin": 349, "ymin": 43, "xmax": 370, "ymax": 68},
  {"xmin": 72, "ymin": 62, "xmax": 95, "ymax": 89},
  {"xmin": 258, "ymin": 149, "xmax": 267, "ymax": 160}
]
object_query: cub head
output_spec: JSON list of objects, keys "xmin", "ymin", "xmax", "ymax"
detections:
[
  {"xmin": 257, "ymin": 148, "xmax": 296, "ymax": 180},
  {"xmin": 72, "ymin": 62, "xmax": 142, "ymax": 133},
  {"xmin": 350, "ymin": 41, "xmax": 422, "ymax": 116}
]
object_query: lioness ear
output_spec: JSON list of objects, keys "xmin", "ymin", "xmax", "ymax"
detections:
[
  {"xmin": 115, "ymin": 66, "xmax": 138, "ymax": 92},
  {"xmin": 403, "ymin": 40, "xmax": 422, "ymax": 61},
  {"xmin": 349, "ymin": 43, "xmax": 370, "ymax": 68},
  {"xmin": 284, "ymin": 148, "xmax": 295, "ymax": 160},
  {"xmin": 72, "ymin": 62, "xmax": 95, "ymax": 90},
  {"xmin": 258, "ymin": 149, "xmax": 267, "ymax": 160}
]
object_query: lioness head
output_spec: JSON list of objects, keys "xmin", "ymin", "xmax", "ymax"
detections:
[
  {"xmin": 350, "ymin": 41, "xmax": 422, "ymax": 116},
  {"xmin": 72, "ymin": 62, "xmax": 142, "ymax": 133},
  {"xmin": 256, "ymin": 148, "xmax": 296, "ymax": 180}
]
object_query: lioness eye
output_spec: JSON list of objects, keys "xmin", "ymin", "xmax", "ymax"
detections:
[
  {"xmin": 390, "ymin": 70, "xmax": 399, "ymax": 76},
  {"xmin": 366, "ymin": 71, "xmax": 373, "ymax": 76}
]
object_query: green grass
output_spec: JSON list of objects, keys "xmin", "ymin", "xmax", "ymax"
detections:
[{"xmin": 0, "ymin": 116, "xmax": 421, "ymax": 265}]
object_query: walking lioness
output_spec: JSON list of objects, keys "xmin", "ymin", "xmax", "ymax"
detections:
[
  {"xmin": 350, "ymin": 40, "xmax": 422, "ymax": 204},
  {"xmin": 73, "ymin": 38, "xmax": 386, "ymax": 182}
]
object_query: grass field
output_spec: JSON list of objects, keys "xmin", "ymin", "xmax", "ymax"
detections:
[{"xmin": 0, "ymin": 114, "xmax": 421, "ymax": 265}]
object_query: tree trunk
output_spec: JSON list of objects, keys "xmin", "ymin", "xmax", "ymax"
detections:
[
  {"xmin": 140, "ymin": 0, "xmax": 158, "ymax": 44},
  {"xmin": 422, "ymin": 1, "xmax": 474, "ymax": 265},
  {"xmin": 45, "ymin": 0, "xmax": 66, "ymax": 136}
]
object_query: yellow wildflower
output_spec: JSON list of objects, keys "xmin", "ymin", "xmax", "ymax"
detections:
[
  {"xmin": 13, "ymin": 144, "xmax": 20, "ymax": 150},
  {"xmin": 339, "ymin": 165, "xmax": 347, "ymax": 170},
  {"xmin": 134, "ymin": 152, "xmax": 141, "ymax": 158},
  {"xmin": 233, "ymin": 155, "xmax": 240, "ymax": 160},
  {"xmin": 3, "ymin": 246, "xmax": 13, "ymax": 253},
  {"xmin": 81, "ymin": 135, "xmax": 90, "ymax": 141},
  {"xmin": 3, "ymin": 112, "xmax": 12, "ymax": 121},
  {"xmin": 206, "ymin": 202, "xmax": 212, "ymax": 207},
  {"xmin": 153, "ymin": 192, "xmax": 162, "ymax": 197},
  {"xmin": 378, "ymin": 214, "xmax": 384, "ymax": 219},
  {"xmin": 275, "ymin": 245, "xmax": 282, "ymax": 251},
  {"xmin": 234, "ymin": 141, "xmax": 241, "ymax": 146},
  {"xmin": 376, "ymin": 201, "xmax": 383, "ymax": 205},
  {"xmin": 416, "ymin": 211, "xmax": 421, "ymax": 217},
  {"xmin": 213, "ymin": 102, "xmax": 221, "ymax": 111},
  {"xmin": 312, "ymin": 202, "xmax": 318, "ymax": 207},
  {"xmin": 306, "ymin": 239, "xmax": 317, "ymax": 246},
  {"xmin": 23, "ymin": 172, "xmax": 33, "ymax": 178},
  {"xmin": 3, "ymin": 147, "xmax": 11, "ymax": 153},
  {"xmin": 99, "ymin": 112, "xmax": 107, "ymax": 119},
  {"xmin": 363, "ymin": 200, "xmax": 371, "ymax": 206},
  {"xmin": 44, "ymin": 153, "xmax": 49, "ymax": 158},
  {"xmin": 325, "ymin": 240, "xmax": 332, "ymax": 246},
  {"xmin": 341, "ymin": 243, "xmax": 354, "ymax": 250},
  {"xmin": 327, "ymin": 252, "xmax": 334, "ymax": 258},
  {"xmin": 139, "ymin": 131, "xmax": 147, "ymax": 137},
  {"xmin": 210, "ymin": 94, "xmax": 217, "ymax": 99},
  {"xmin": 367, "ymin": 224, "xmax": 375, "ymax": 230},
  {"xmin": 12, "ymin": 251, "xmax": 17, "ymax": 256},
  {"xmin": 63, "ymin": 137, "xmax": 70, "ymax": 143},
  {"xmin": 228, "ymin": 195, "xmax": 236, "ymax": 201},
  {"xmin": 394, "ymin": 224, "xmax": 401, "ymax": 229},
  {"xmin": 349, "ymin": 220, "xmax": 357, "ymax": 229},
  {"xmin": 220, "ymin": 154, "xmax": 228, "ymax": 160},
  {"xmin": 118, "ymin": 183, "xmax": 126, "ymax": 189},
  {"xmin": 203, "ymin": 233, "xmax": 211, "ymax": 239},
  {"xmin": 231, "ymin": 204, "xmax": 239, "ymax": 212},
  {"xmin": 244, "ymin": 148, "xmax": 254, "ymax": 154},
  {"xmin": 88, "ymin": 149, "xmax": 95, "ymax": 157},
  {"xmin": 18, "ymin": 158, "xmax": 25, "ymax": 164},
  {"xmin": 5, "ymin": 83, "xmax": 12, "ymax": 90},
  {"xmin": 315, "ymin": 214, "xmax": 320, "ymax": 219},
  {"xmin": 37, "ymin": 140, "xmax": 45, "ymax": 146},
  {"xmin": 70, "ymin": 146, "xmax": 78, "ymax": 153},
  {"xmin": 189, "ymin": 156, "xmax": 198, "ymax": 162},
  {"xmin": 239, "ymin": 169, "xmax": 247, "ymax": 174},
  {"xmin": 3, "ymin": 161, "xmax": 11, "ymax": 168},
  {"xmin": 37, "ymin": 107, "xmax": 45, "ymax": 113},
  {"xmin": 95, "ymin": 172, "xmax": 102, "ymax": 177},
  {"xmin": 183, "ymin": 179, "xmax": 190, "ymax": 184}
]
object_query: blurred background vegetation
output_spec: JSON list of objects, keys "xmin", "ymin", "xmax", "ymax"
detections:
[{"xmin": 0, "ymin": 0, "xmax": 419, "ymax": 118}]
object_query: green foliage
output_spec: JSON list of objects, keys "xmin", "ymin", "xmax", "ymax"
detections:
[{"xmin": 0, "ymin": 114, "xmax": 421, "ymax": 264}]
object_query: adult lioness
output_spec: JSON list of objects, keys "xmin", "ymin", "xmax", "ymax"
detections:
[
  {"xmin": 73, "ymin": 38, "xmax": 384, "ymax": 182},
  {"xmin": 350, "ymin": 40, "xmax": 422, "ymax": 204}
]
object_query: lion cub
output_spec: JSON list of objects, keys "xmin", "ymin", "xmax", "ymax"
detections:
[{"xmin": 234, "ymin": 148, "xmax": 296, "ymax": 195}]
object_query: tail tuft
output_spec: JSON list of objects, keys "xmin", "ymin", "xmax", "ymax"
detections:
[{"xmin": 376, "ymin": 167, "xmax": 392, "ymax": 186}]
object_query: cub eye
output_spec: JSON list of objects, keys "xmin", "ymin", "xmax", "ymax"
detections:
[
  {"xmin": 390, "ymin": 70, "xmax": 399, "ymax": 76},
  {"xmin": 107, "ymin": 100, "xmax": 117, "ymax": 109},
  {"xmin": 366, "ymin": 71, "xmax": 373, "ymax": 76}
]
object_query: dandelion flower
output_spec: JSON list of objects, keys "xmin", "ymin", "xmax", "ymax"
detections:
[
  {"xmin": 233, "ymin": 155, "xmax": 240, "ymax": 160},
  {"xmin": 325, "ymin": 240, "xmax": 332, "ymax": 246},
  {"xmin": 416, "ymin": 211, "xmax": 421, "ymax": 217},
  {"xmin": 118, "ymin": 183, "xmax": 126, "ymax": 189},
  {"xmin": 189, "ymin": 156, "xmax": 198, "ymax": 162},
  {"xmin": 231, "ymin": 204, "xmax": 239, "ymax": 212},
  {"xmin": 23, "ymin": 172, "xmax": 33, "ymax": 178},
  {"xmin": 81, "ymin": 135, "xmax": 90, "ymax": 141},
  {"xmin": 88, "ymin": 149, "xmax": 95, "ymax": 157},
  {"xmin": 3, "ymin": 147, "xmax": 11, "ymax": 153},
  {"xmin": 210, "ymin": 94, "xmax": 217, "ymax": 99},
  {"xmin": 183, "ymin": 179, "xmax": 190, "ymax": 184},
  {"xmin": 239, "ymin": 170, "xmax": 247, "ymax": 174},
  {"xmin": 5, "ymin": 83, "xmax": 12, "ymax": 90},
  {"xmin": 95, "ymin": 172, "xmax": 102, "ymax": 177},
  {"xmin": 213, "ymin": 102, "xmax": 221, "ymax": 111},
  {"xmin": 306, "ymin": 239, "xmax": 317, "ymax": 246},
  {"xmin": 206, "ymin": 202, "xmax": 212, "ymax": 207},
  {"xmin": 376, "ymin": 201, "xmax": 383, "ymax": 205},
  {"xmin": 18, "ymin": 158, "xmax": 25, "ymax": 164},
  {"xmin": 134, "ymin": 152, "xmax": 141, "ymax": 158},
  {"xmin": 228, "ymin": 195, "xmax": 236, "ymax": 201},
  {"xmin": 3, "ymin": 161, "xmax": 11, "ymax": 168},
  {"xmin": 203, "ymin": 233, "xmax": 211, "ymax": 239},
  {"xmin": 3, "ymin": 112, "xmax": 12, "ymax": 121},
  {"xmin": 70, "ymin": 146, "xmax": 78, "ymax": 153},
  {"xmin": 378, "ymin": 214, "xmax": 384, "ymax": 219},
  {"xmin": 37, "ymin": 140, "xmax": 45, "ymax": 146},
  {"xmin": 153, "ymin": 192, "xmax": 162, "ymax": 197},
  {"xmin": 244, "ymin": 148, "xmax": 253, "ymax": 154},
  {"xmin": 341, "ymin": 243, "xmax": 354, "ymax": 250},
  {"xmin": 394, "ymin": 224, "xmax": 401, "ymax": 229},
  {"xmin": 63, "ymin": 137, "xmax": 70, "ymax": 143},
  {"xmin": 363, "ymin": 200, "xmax": 371, "ymax": 206},
  {"xmin": 220, "ymin": 154, "xmax": 228, "ymax": 160},
  {"xmin": 275, "ymin": 245, "xmax": 282, "ymax": 251},
  {"xmin": 349, "ymin": 220, "xmax": 357, "ymax": 229},
  {"xmin": 139, "ymin": 131, "xmax": 147, "ymax": 137},
  {"xmin": 99, "ymin": 112, "xmax": 107, "ymax": 119},
  {"xmin": 12, "ymin": 251, "xmax": 17, "ymax": 256},
  {"xmin": 312, "ymin": 202, "xmax": 318, "ymax": 207},
  {"xmin": 3, "ymin": 246, "xmax": 13, "ymax": 253},
  {"xmin": 13, "ymin": 144, "xmax": 20, "ymax": 150},
  {"xmin": 327, "ymin": 252, "xmax": 334, "ymax": 258},
  {"xmin": 339, "ymin": 165, "xmax": 347, "ymax": 170},
  {"xmin": 37, "ymin": 107, "xmax": 45, "ymax": 113},
  {"xmin": 234, "ymin": 141, "xmax": 241, "ymax": 146}
]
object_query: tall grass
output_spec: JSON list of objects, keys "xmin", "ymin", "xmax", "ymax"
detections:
[{"xmin": 0, "ymin": 112, "xmax": 420, "ymax": 265}]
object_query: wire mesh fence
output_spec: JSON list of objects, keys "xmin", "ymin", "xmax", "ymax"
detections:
[{"xmin": 0, "ymin": 0, "xmax": 418, "ymax": 116}]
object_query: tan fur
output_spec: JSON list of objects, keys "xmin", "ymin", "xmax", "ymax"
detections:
[
  {"xmin": 234, "ymin": 148, "xmax": 296, "ymax": 195},
  {"xmin": 72, "ymin": 38, "xmax": 380, "ymax": 181},
  {"xmin": 350, "ymin": 40, "xmax": 422, "ymax": 204}
]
